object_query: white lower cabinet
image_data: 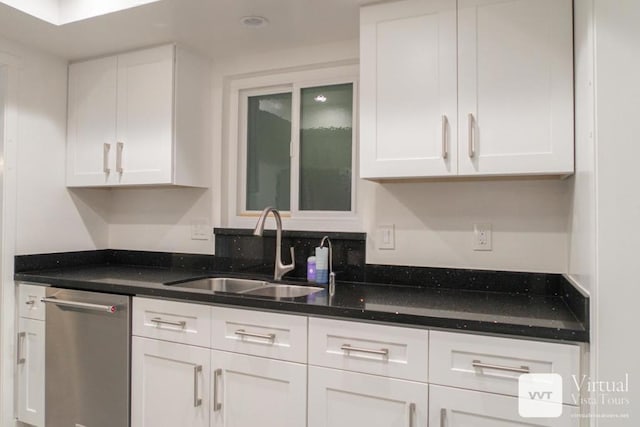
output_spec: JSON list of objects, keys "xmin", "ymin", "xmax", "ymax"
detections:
[
  {"xmin": 16, "ymin": 317, "xmax": 45, "ymax": 427},
  {"xmin": 129, "ymin": 299, "xmax": 583, "ymax": 427},
  {"xmin": 308, "ymin": 366, "xmax": 428, "ymax": 427},
  {"xmin": 429, "ymin": 385, "xmax": 579, "ymax": 427},
  {"xmin": 211, "ymin": 350, "xmax": 306, "ymax": 427},
  {"xmin": 131, "ymin": 336, "xmax": 211, "ymax": 427}
]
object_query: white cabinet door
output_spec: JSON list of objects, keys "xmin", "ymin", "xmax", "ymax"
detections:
[
  {"xmin": 211, "ymin": 350, "xmax": 306, "ymax": 427},
  {"xmin": 457, "ymin": 0, "xmax": 574, "ymax": 176},
  {"xmin": 67, "ymin": 55, "xmax": 118, "ymax": 186},
  {"xmin": 16, "ymin": 318, "xmax": 45, "ymax": 427},
  {"xmin": 115, "ymin": 45, "xmax": 174, "ymax": 185},
  {"xmin": 308, "ymin": 366, "xmax": 428, "ymax": 427},
  {"xmin": 360, "ymin": 0, "xmax": 457, "ymax": 178},
  {"xmin": 131, "ymin": 336, "xmax": 210, "ymax": 427},
  {"xmin": 429, "ymin": 385, "xmax": 579, "ymax": 427}
]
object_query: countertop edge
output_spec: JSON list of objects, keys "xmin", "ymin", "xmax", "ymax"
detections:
[{"xmin": 15, "ymin": 273, "xmax": 589, "ymax": 344}]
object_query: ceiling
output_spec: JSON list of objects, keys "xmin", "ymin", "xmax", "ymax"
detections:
[{"xmin": 0, "ymin": 0, "xmax": 382, "ymax": 61}]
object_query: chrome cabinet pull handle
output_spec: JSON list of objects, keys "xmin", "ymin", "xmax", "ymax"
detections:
[
  {"xmin": 472, "ymin": 360, "xmax": 530, "ymax": 374},
  {"xmin": 409, "ymin": 402, "xmax": 416, "ymax": 427},
  {"xmin": 341, "ymin": 344, "xmax": 389, "ymax": 357},
  {"xmin": 440, "ymin": 408, "xmax": 446, "ymax": 427},
  {"xmin": 41, "ymin": 298, "xmax": 117, "ymax": 314},
  {"xmin": 213, "ymin": 368, "xmax": 222, "ymax": 412},
  {"xmin": 17, "ymin": 332, "xmax": 26, "ymax": 364},
  {"xmin": 234, "ymin": 329, "xmax": 276, "ymax": 341},
  {"xmin": 103, "ymin": 143, "xmax": 111, "ymax": 173},
  {"xmin": 193, "ymin": 365, "xmax": 202, "ymax": 407},
  {"xmin": 468, "ymin": 113, "xmax": 476, "ymax": 158},
  {"xmin": 116, "ymin": 141, "xmax": 124, "ymax": 173},
  {"xmin": 150, "ymin": 317, "xmax": 186, "ymax": 328},
  {"xmin": 442, "ymin": 115, "xmax": 448, "ymax": 159}
]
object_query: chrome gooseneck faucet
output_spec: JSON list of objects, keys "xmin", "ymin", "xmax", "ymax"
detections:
[
  {"xmin": 253, "ymin": 207, "xmax": 295, "ymax": 281},
  {"xmin": 320, "ymin": 236, "xmax": 336, "ymax": 296}
]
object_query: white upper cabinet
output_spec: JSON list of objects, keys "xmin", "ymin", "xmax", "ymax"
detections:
[
  {"xmin": 360, "ymin": 0, "xmax": 457, "ymax": 179},
  {"xmin": 359, "ymin": 0, "xmax": 574, "ymax": 179},
  {"xmin": 67, "ymin": 55, "xmax": 118, "ymax": 186},
  {"xmin": 67, "ymin": 44, "xmax": 210, "ymax": 187},
  {"xmin": 457, "ymin": 0, "xmax": 574, "ymax": 176}
]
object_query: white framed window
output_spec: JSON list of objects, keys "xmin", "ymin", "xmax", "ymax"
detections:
[{"xmin": 226, "ymin": 64, "xmax": 361, "ymax": 231}]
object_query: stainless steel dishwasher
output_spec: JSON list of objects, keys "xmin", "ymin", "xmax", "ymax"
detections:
[{"xmin": 43, "ymin": 287, "xmax": 130, "ymax": 427}]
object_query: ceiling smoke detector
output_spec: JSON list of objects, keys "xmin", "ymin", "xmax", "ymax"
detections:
[{"xmin": 240, "ymin": 16, "xmax": 269, "ymax": 28}]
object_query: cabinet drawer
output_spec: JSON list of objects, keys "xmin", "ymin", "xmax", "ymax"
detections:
[
  {"xmin": 429, "ymin": 385, "xmax": 579, "ymax": 427},
  {"xmin": 429, "ymin": 331, "xmax": 580, "ymax": 405},
  {"xmin": 18, "ymin": 284, "xmax": 46, "ymax": 320},
  {"xmin": 309, "ymin": 317, "xmax": 429, "ymax": 382},
  {"xmin": 133, "ymin": 297, "xmax": 212, "ymax": 348},
  {"xmin": 211, "ymin": 307, "xmax": 307, "ymax": 363}
]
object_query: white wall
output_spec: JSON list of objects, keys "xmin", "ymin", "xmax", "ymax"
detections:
[
  {"xmin": 592, "ymin": 0, "xmax": 640, "ymax": 422},
  {"xmin": 108, "ymin": 187, "xmax": 213, "ymax": 254},
  {"xmin": 0, "ymin": 36, "xmax": 110, "ymax": 255},
  {"xmin": 362, "ymin": 178, "xmax": 570, "ymax": 272}
]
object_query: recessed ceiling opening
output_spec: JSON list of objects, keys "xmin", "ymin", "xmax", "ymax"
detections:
[{"xmin": 0, "ymin": 0, "xmax": 163, "ymax": 25}]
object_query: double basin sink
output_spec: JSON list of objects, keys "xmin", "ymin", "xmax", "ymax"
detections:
[{"xmin": 169, "ymin": 277, "xmax": 324, "ymax": 299}]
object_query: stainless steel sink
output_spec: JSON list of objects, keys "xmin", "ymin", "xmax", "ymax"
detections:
[
  {"xmin": 169, "ymin": 277, "xmax": 324, "ymax": 299},
  {"xmin": 242, "ymin": 284, "xmax": 324, "ymax": 298},
  {"xmin": 170, "ymin": 277, "xmax": 269, "ymax": 293}
]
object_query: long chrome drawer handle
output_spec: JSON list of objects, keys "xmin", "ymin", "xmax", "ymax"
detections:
[
  {"xmin": 193, "ymin": 365, "xmax": 202, "ymax": 407},
  {"xmin": 213, "ymin": 368, "xmax": 222, "ymax": 412},
  {"xmin": 234, "ymin": 329, "xmax": 276, "ymax": 341},
  {"xmin": 17, "ymin": 332, "xmax": 26, "ymax": 364},
  {"xmin": 150, "ymin": 317, "xmax": 187, "ymax": 328},
  {"xmin": 41, "ymin": 298, "xmax": 117, "ymax": 314},
  {"xmin": 472, "ymin": 360, "xmax": 530, "ymax": 374},
  {"xmin": 341, "ymin": 344, "xmax": 389, "ymax": 357}
]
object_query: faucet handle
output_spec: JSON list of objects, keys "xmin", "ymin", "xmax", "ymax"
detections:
[{"xmin": 287, "ymin": 246, "xmax": 295, "ymax": 269}]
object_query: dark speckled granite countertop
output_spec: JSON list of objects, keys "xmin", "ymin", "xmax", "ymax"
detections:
[{"xmin": 15, "ymin": 258, "xmax": 588, "ymax": 343}]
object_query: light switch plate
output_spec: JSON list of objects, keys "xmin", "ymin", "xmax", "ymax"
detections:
[
  {"xmin": 377, "ymin": 224, "xmax": 395, "ymax": 250},
  {"xmin": 190, "ymin": 218, "xmax": 210, "ymax": 240}
]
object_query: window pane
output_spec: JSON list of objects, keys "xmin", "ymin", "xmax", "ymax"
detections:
[
  {"xmin": 246, "ymin": 92, "xmax": 292, "ymax": 211},
  {"xmin": 299, "ymin": 83, "xmax": 353, "ymax": 211}
]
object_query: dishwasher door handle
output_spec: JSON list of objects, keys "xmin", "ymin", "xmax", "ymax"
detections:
[{"xmin": 41, "ymin": 298, "xmax": 117, "ymax": 314}]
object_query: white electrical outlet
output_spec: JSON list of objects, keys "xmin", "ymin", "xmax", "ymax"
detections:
[
  {"xmin": 473, "ymin": 223, "xmax": 492, "ymax": 251},
  {"xmin": 377, "ymin": 224, "xmax": 395, "ymax": 250},
  {"xmin": 190, "ymin": 218, "xmax": 210, "ymax": 240}
]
